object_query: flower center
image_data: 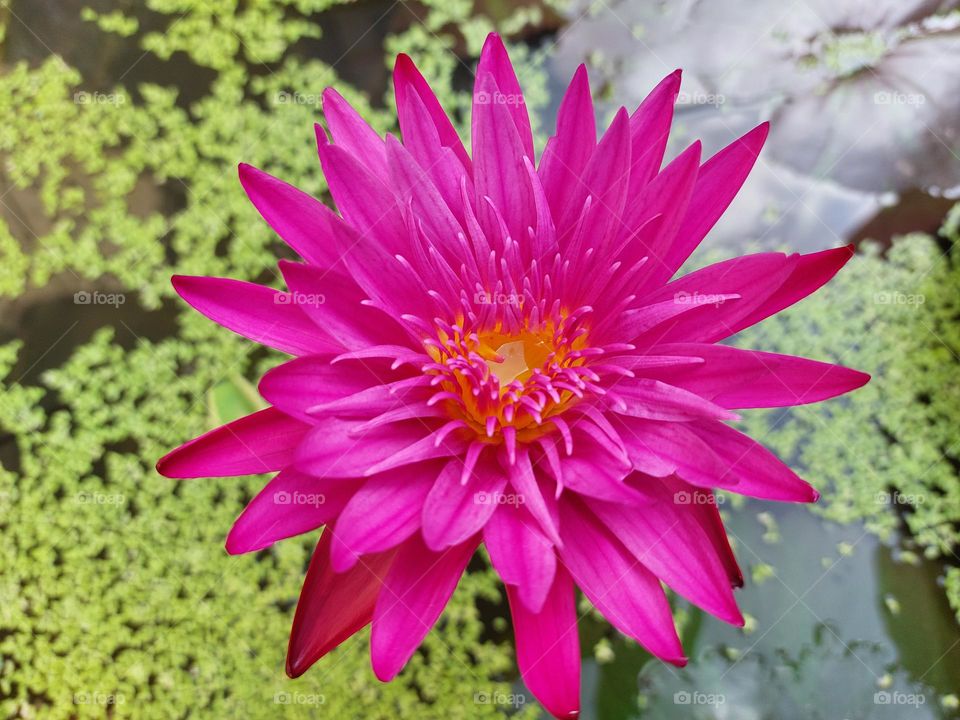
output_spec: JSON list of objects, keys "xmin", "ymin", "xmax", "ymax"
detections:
[{"xmin": 422, "ymin": 310, "xmax": 597, "ymax": 444}]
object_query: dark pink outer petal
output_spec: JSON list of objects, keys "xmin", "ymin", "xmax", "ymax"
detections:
[
  {"xmin": 649, "ymin": 343, "xmax": 871, "ymax": 408},
  {"xmin": 287, "ymin": 530, "xmax": 396, "ymax": 678},
  {"xmin": 225, "ymin": 469, "xmax": 359, "ymax": 555},
  {"xmin": 507, "ymin": 565, "xmax": 580, "ymax": 720},
  {"xmin": 690, "ymin": 421, "xmax": 820, "ymax": 502},
  {"xmin": 370, "ymin": 534, "xmax": 477, "ymax": 681},
  {"xmin": 559, "ymin": 499, "xmax": 686, "ymax": 665},
  {"xmin": 171, "ymin": 275, "xmax": 339, "ymax": 356},
  {"xmin": 237, "ymin": 163, "xmax": 346, "ymax": 269},
  {"xmin": 590, "ymin": 491, "xmax": 743, "ymax": 625},
  {"xmin": 156, "ymin": 407, "xmax": 309, "ymax": 478}
]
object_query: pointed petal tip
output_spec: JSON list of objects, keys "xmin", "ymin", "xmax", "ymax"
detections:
[
  {"xmin": 668, "ymin": 655, "xmax": 689, "ymax": 668},
  {"xmin": 285, "ymin": 652, "xmax": 308, "ymax": 679}
]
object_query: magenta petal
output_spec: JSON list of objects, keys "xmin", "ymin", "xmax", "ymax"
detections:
[
  {"xmin": 279, "ymin": 259, "xmax": 411, "ymax": 350},
  {"xmin": 728, "ymin": 244, "xmax": 856, "ymax": 335},
  {"xmin": 559, "ymin": 499, "xmax": 686, "ymax": 664},
  {"xmin": 476, "ymin": 33, "xmax": 535, "ymax": 160},
  {"xmin": 394, "ymin": 53, "xmax": 471, "ymax": 172},
  {"xmin": 471, "ymin": 71, "xmax": 536, "ymax": 248},
  {"xmin": 238, "ymin": 163, "xmax": 347, "ymax": 269},
  {"xmin": 665, "ymin": 122, "xmax": 769, "ymax": 276},
  {"xmin": 591, "ymin": 491, "xmax": 743, "ymax": 625},
  {"xmin": 690, "ymin": 421, "xmax": 820, "ymax": 502},
  {"xmin": 322, "ymin": 87, "xmax": 388, "ymax": 177},
  {"xmin": 171, "ymin": 275, "xmax": 338, "ymax": 356},
  {"xmin": 484, "ymin": 503, "xmax": 557, "ymax": 613},
  {"xmin": 538, "ymin": 63, "xmax": 596, "ymax": 225},
  {"xmin": 329, "ymin": 462, "xmax": 439, "ymax": 571},
  {"xmin": 370, "ymin": 534, "xmax": 476, "ymax": 680},
  {"xmin": 421, "ymin": 454, "xmax": 507, "ymax": 551},
  {"xmin": 610, "ymin": 378, "xmax": 738, "ymax": 422},
  {"xmin": 650, "ymin": 343, "xmax": 870, "ymax": 408},
  {"xmin": 507, "ymin": 565, "xmax": 580, "ymax": 720},
  {"xmin": 286, "ymin": 531, "xmax": 396, "ymax": 678},
  {"xmin": 225, "ymin": 469, "xmax": 358, "ymax": 554},
  {"xmin": 157, "ymin": 407, "xmax": 308, "ymax": 478},
  {"xmin": 627, "ymin": 69, "xmax": 681, "ymax": 192}
]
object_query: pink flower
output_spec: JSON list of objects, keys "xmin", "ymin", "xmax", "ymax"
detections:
[{"xmin": 158, "ymin": 33, "xmax": 869, "ymax": 719}]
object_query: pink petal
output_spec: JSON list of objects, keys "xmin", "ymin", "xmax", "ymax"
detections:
[
  {"xmin": 614, "ymin": 416, "xmax": 728, "ymax": 488},
  {"xmin": 683, "ymin": 483, "xmax": 743, "ymax": 587},
  {"xmin": 590, "ymin": 490, "xmax": 743, "ymax": 625},
  {"xmin": 471, "ymin": 70, "xmax": 536, "ymax": 249},
  {"xmin": 649, "ymin": 343, "xmax": 870, "ymax": 408},
  {"xmin": 156, "ymin": 407, "xmax": 308, "ymax": 478},
  {"xmin": 507, "ymin": 450, "xmax": 563, "ymax": 547},
  {"xmin": 626, "ymin": 69, "xmax": 681, "ymax": 193},
  {"xmin": 278, "ymin": 259, "xmax": 411, "ymax": 350},
  {"xmin": 421, "ymin": 453, "xmax": 507, "ymax": 551},
  {"xmin": 237, "ymin": 163, "xmax": 347, "ymax": 269},
  {"xmin": 329, "ymin": 462, "xmax": 439, "ymax": 571},
  {"xmin": 609, "ymin": 378, "xmax": 738, "ymax": 421},
  {"xmin": 507, "ymin": 565, "xmax": 580, "ymax": 720},
  {"xmin": 558, "ymin": 499, "xmax": 686, "ymax": 664},
  {"xmin": 286, "ymin": 531, "xmax": 396, "ymax": 678},
  {"xmin": 727, "ymin": 244, "xmax": 856, "ymax": 335},
  {"xmin": 690, "ymin": 421, "xmax": 820, "ymax": 502},
  {"xmin": 476, "ymin": 33, "xmax": 534, "ymax": 159},
  {"xmin": 370, "ymin": 534, "xmax": 477, "ymax": 680},
  {"xmin": 225, "ymin": 469, "xmax": 358, "ymax": 554},
  {"xmin": 322, "ymin": 87, "xmax": 388, "ymax": 177},
  {"xmin": 538, "ymin": 64, "xmax": 596, "ymax": 225},
  {"xmin": 644, "ymin": 252, "xmax": 798, "ymax": 343},
  {"xmin": 294, "ymin": 419, "xmax": 451, "ymax": 478},
  {"xmin": 484, "ymin": 503, "xmax": 557, "ymax": 613},
  {"xmin": 665, "ymin": 122, "xmax": 769, "ymax": 278},
  {"xmin": 394, "ymin": 53, "xmax": 471, "ymax": 172},
  {"xmin": 317, "ymin": 142, "xmax": 407, "ymax": 254},
  {"xmin": 171, "ymin": 275, "xmax": 338, "ymax": 356}
]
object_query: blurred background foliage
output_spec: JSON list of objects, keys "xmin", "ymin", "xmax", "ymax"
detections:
[{"xmin": 0, "ymin": 0, "xmax": 958, "ymax": 717}]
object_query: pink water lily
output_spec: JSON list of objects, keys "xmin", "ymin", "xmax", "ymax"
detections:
[{"xmin": 157, "ymin": 33, "xmax": 869, "ymax": 719}]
